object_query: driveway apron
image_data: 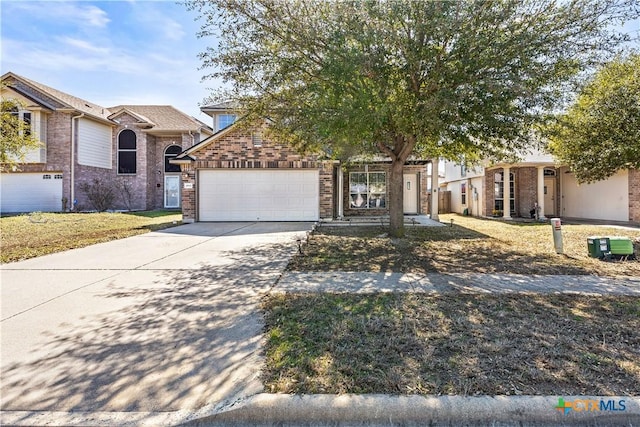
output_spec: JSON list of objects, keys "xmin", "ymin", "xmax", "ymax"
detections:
[{"xmin": 0, "ymin": 222, "xmax": 312, "ymax": 413}]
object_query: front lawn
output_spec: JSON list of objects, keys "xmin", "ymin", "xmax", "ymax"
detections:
[
  {"xmin": 0, "ymin": 210, "xmax": 182, "ymax": 263},
  {"xmin": 267, "ymin": 214, "xmax": 640, "ymax": 396},
  {"xmin": 263, "ymin": 292, "xmax": 640, "ymax": 395},
  {"xmin": 288, "ymin": 214, "xmax": 640, "ymax": 276}
]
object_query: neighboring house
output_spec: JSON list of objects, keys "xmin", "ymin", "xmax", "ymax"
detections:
[
  {"xmin": 172, "ymin": 102, "xmax": 437, "ymax": 222},
  {"xmin": 0, "ymin": 72, "xmax": 212, "ymax": 213},
  {"xmin": 441, "ymin": 147, "xmax": 640, "ymax": 223}
]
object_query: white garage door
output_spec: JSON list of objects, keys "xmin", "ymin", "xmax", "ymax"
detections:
[
  {"xmin": 1, "ymin": 173, "xmax": 63, "ymax": 213},
  {"xmin": 199, "ymin": 169, "xmax": 319, "ymax": 221}
]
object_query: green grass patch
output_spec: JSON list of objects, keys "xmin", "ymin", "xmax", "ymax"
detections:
[
  {"xmin": 263, "ymin": 293, "xmax": 640, "ymax": 395},
  {"xmin": 0, "ymin": 210, "xmax": 182, "ymax": 263}
]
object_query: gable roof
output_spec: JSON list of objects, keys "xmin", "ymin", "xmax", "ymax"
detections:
[
  {"xmin": 2, "ymin": 72, "xmax": 111, "ymax": 122},
  {"xmin": 174, "ymin": 118, "xmax": 243, "ymax": 161},
  {"xmin": 109, "ymin": 105, "xmax": 208, "ymax": 133}
]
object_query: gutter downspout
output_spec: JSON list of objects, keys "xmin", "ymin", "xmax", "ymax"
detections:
[{"xmin": 70, "ymin": 113, "xmax": 84, "ymax": 210}]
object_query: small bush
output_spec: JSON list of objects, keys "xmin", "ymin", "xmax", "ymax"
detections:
[
  {"xmin": 115, "ymin": 177, "xmax": 135, "ymax": 211},
  {"xmin": 79, "ymin": 178, "xmax": 116, "ymax": 212}
]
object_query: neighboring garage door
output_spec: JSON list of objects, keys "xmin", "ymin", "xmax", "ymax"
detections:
[
  {"xmin": 1, "ymin": 173, "xmax": 63, "ymax": 213},
  {"xmin": 199, "ymin": 169, "xmax": 319, "ymax": 221}
]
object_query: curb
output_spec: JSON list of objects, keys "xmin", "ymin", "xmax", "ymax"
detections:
[
  {"xmin": 184, "ymin": 394, "xmax": 640, "ymax": 426},
  {"xmin": 2, "ymin": 395, "xmax": 639, "ymax": 426}
]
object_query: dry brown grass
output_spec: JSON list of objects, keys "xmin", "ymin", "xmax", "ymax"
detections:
[
  {"xmin": 263, "ymin": 293, "xmax": 640, "ymax": 396},
  {"xmin": 288, "ymin": 214, "xmax": 640, "ymax": 276},
  {"xmin": 0, "ymin": 211, "xmax": 182, "ymax": 263}
]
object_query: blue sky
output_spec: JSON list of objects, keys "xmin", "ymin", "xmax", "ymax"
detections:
[
  {"xmin": 1, "ymin": 0, "xmax": 217, "ymax": 122},
  {"xmin": 1, "ymin": 0, "xmax": 639, "ymax": 124}
]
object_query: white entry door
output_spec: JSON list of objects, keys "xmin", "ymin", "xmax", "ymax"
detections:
[
  {"xmin": 403, "ymin": 174, "xmax": 418, "ymax": 214},
  {"xmin": 544, "ymin": 177, "xmax": 555, "ymax": 217},
  {"xmin": 164, "ymin": 175, "xmax": 180, "ymax": 208}
]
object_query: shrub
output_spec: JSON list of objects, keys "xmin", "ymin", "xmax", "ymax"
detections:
[{"xmin": 79, "ymin": 178, "xmax": 116, "ymax": 212}]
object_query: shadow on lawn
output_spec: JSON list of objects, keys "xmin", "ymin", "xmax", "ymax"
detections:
[
  {"xmin": 0, "ymin": 242, "xmax": 294, "ymax": 418},
  {"xmin": 263, "ymin": 292, "xmax": 640, "ymax": 396},
  {"xmin": 296, "ymin": 224, "xmax": 594, "ymax": 275}
]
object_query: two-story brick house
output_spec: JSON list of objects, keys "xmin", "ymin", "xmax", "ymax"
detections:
[{"xmin": 0, "ymin": 72, "xmax": 212, "ymax": 213}]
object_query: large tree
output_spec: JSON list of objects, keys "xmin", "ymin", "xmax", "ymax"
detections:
[
  {"xmin": 187, "ymin": 0, "xmax": 636, "ymax": 236},
  {"xmin": 1, "ymin": 95, "xmax": 42, "ymax": 172},
  {"xmin": 548, "ymin": 53, "xmax": 640, "ymax": 183}
]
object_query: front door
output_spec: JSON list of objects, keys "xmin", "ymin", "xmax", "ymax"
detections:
[
  {"xmin": 544, "ymin": 177, "xmax": 555, "ymax": 217},
  {"xmin": 164, "ymin": 175, "xmax": 180, "ymax": 208},
  {"xmin": 403, "ymin": 174, "xmax": 418, "ymax": 214}
]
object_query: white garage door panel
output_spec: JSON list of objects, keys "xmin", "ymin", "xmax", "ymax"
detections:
[
  {"xmin": 1, "ymin": 173, "xmax": 63, "ymax": 213},
  {"xmin": 562, "ymin": 170, "xmax": 628, "ymax": 221},
  {"xmin": 199, "ymin": 170, "xmax": 319, "ymax": 221}
]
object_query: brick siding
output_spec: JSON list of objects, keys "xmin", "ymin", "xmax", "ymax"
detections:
[
  {"xmin": 516, "ymin": 167, "xmax": 537, "ymax": 218},
  {"xmin": 180, "ymin": 124, "xmax": 333, "ymax": 221}
]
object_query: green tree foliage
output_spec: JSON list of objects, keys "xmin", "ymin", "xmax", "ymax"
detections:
[
  {"xmin": 187, "ymin": 0, "xmax": 636, "ymax": 236},
  {"xmin": 548, "ymin": 54, "xmax": 640, "ymax": 183},
  {"xmin": 1, "ymin": 95, "xmax": 42, "ymax": 171}
]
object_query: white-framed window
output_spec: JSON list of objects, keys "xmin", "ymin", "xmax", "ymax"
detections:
[
  {"xmin": 216, "ymin": 114, "xmax": 236, "ymax": 131},
  {"xmin": 349, "ymin": 171, "xmax": 386, "ymax": 209},
  {"xmin": 9, "ymin": 108, "xmax": 32, "ymax": 137},
  {"xmin": 494, "ymin": 171, "xmax": 515, "ymax": 214},
  {"xmin": 461, "ymin": 183, "xmax": 467, "ymax": 205},
  {"xmin": 251, "ymin": 131, "xmax": 263, "ymax": 147}
]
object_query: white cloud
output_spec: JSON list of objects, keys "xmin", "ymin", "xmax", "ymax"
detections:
[
  {"xmin": 58, "ymin": 37, "xmax": 110, "ymax": 54},
  {"xmin": 3, "ymin": 2, "xmax": 110, "ymax": 29}
]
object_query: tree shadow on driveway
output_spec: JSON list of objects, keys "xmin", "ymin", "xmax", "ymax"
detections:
[{"xmin": 0, "ymin": 242, "xmax": 294, "ymax": 415}]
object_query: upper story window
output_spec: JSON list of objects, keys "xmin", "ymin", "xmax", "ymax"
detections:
[
  {"xmin": 9, "ymin": 107, "xmax": 32, "ymax": 137},
  {"xmin": 164, "ymin": 145, "xmax": 182, "ymax": 173},
  {"xmin": 118, "ymin": 129, "xmax": 137, "ymax": 174},
  {"xmin": 216, "ymin": 114, "xmax": 236, "ymax": 131},
  {"xmin": 251, "ymin": 131, "xmax": 263, "ymax": 147}
]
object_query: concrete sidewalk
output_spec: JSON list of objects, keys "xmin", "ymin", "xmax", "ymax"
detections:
[{"xmin": 275, "ymin": 271, "xmax": 640, "ymax": 295}]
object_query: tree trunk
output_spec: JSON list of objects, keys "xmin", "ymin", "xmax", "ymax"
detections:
[{"xmin": 388, "ymin": 158, "xmax": 405, "ymax": 237}]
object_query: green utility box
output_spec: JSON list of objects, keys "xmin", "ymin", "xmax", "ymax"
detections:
[
  {"xmin": 587, "ymin": 236, "xmax": 610, "ymax": 258},
  {"xmin": 609, "ymin": 237, "xmax": 634, "ymax": 256}
]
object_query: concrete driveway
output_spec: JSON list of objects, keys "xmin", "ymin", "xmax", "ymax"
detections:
[{"xmin": 1, "ymin": 222, "xmax": 312, "ymax": 416}]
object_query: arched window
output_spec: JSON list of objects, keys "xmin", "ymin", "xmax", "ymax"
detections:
[
  {"xmin": 118, "ymin": 130, "xmax": 136, "ymax": 174},
  {"xmin": 164, "ymin": 145, "xmax": 182, "ymax": 172}
]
